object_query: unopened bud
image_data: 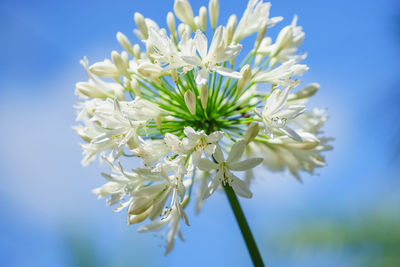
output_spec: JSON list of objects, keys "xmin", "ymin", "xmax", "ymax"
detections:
[
  {"xmin": 174, "ymin": 0, "xmax": 196, "ymax": 30},
  {"xmin": 225, "ymin": 15, "xmax": 237, "ymax": 45},
  {"xmin": 116, "ymin": 32, "xmax": 134, "ymax": 55},
  {"xmin": 134, "ymin": 12, "xmax": 148, "ymax": 39},
  {"xmin": 121, "ymin": 51, "xmax": 129, "ymax": 66},
  {"xmin": 90, "ymin": 59, "xmax": 120, "ymax": 77},
  {"xmin": 137, "ymin": 62, "xmax": 164, "ymax": 80},
  {"xmin": 244, "ymin": 122, "xmax": 259, "ymax": 144},
  {"xmin": 111, "ymin": 51, "xmax": 128, "ymax": 76},
  {"xmin": 194, "ymin": 16, "xmax": 200, "ymax": 30},
  {"xmin": 208, "ymin": 0, "xmax": 219, "ymax": 30},
  {"xmin": 178, "ymin": 23, "xmax": 190, "ymax": 38},
  {"xmin": 184, "ymin": 90, "xmax": 196, "ymax": 115},
  {"xmin": 254, "ymin": 21, "xmax": 267, "ymax": 51},
  {"xmin": 200, "ymin": 84, "xmax": 209, "ymax": 109},
  {"xmin": 199, "ymin": 6, "xmax": 207, "ymax": 32},
  {"xmin": 133, "ymin": 44, "xmax": 141, "ymax": 59},
  {"xmin": 271, "ymin": 25, "xmax": 292, "ymax": 57},
  {"xmin": 293, "ymin": 83, "xmax": 320, "ymax": 99},
  {"xmin": 255, "ymin": 54, "xmax": 264, "ymax": 65},
  {"xmin": 130, "ymin": 78, "xmax": 141, "ymax": 96},
  {"xmin": 269, "ymin": 57, "xmax": 278, "ymax": 68},
  {"xmin": 127, "ymin": 205, "xmax": 152, "ymax": 225},
  {"xmin": 75, "ymin": 82, "xmax": 110, "ymax": 99},
  {"xmin": 167, "ymin": 12, "xmax": 177, "ymax": 40},
  {"xmin": 237, "ymin": 64, "xmax": 252, "ymax": 96}
]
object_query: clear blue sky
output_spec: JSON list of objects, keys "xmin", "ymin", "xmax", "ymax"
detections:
[{"xmin": 1, "ymin": 0, "xmax": 399, "ymax": 266}]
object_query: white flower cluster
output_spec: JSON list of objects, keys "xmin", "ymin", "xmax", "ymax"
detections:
[{"xmin": 73, "ymin": 0, "xmax": 332, "ymax": 254}]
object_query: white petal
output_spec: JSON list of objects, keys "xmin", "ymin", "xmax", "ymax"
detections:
[
  {"xmin": 228, "ymin": 157, "xmax": 263, "ymax": 171},
  {"xmin": 206, "ymin": 130, "xmax": 224, "ymax": 143},
  {"xmin": 226, "ymin": 171, "xmax": 252, "ymax": 198},
  {"xmin": 213, "ymin": 145, "xmax": 224, "ymax": 163},
  {"xmin": 138, "ymin": 219, "xmax": 167, "ymax": 232},
  {"xmin": 208, "ymin": 26, "xmax": 224, "ymax": 58},
  {"xmin": 280, "ymin": 125, "xmax": 303, "ymax": 142},
  {"xmin": 195, "ymin": 68, "xmax": 209, "ymax": 85},
  {"xmin": 198, "ymin": 158, "xmax": 218, "ymax": 171},
  {"xmin": 203, "ymin": 170, "xmax": 222, "ymax": 199},
  {"xmin": 181, "ymin": 55, "xmax": 202, "ymax": 66},
  {"xmin": 194, "ymin": 30, "xmax": 208, "ymax": 58},
  {"xmin": 215, "ymin": 67, "xmax": 242, "ymax": 79},
  {"xmin": 204, "ymin": 144, "xmax": 216, "ymax": 157},
  {"xmin": 227, "ymin": 140, "xmax": 245, "ymax": 163},
  {"xmin": 184, "ymin": 126, "xmax": 202, "ymax": 140},
  {"xmin": 214, "ymin": 44, "xmax": 242, "ymax": 62}
]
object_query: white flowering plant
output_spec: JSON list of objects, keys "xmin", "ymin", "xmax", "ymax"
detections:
[{"xmin": 73, "ymin": 0, "xmax": 332, "ymax": 264}]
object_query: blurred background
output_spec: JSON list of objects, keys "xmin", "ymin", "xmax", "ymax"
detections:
[{"xmin": 1, "ymin": 0, "xmax": 399, "ymax": 266}]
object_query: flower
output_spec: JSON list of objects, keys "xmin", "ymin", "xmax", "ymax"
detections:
[
  {"xmin": 198, "ymin": 140, "xmax": 263, "ymax": 198},
  {"xmin": 233, "ymin": 0, "xmax": 283, "ymax": 43},
  {"xmin": 181, "ymin": 27, "xmax": 243, "ymax": 84},
  {"xmin": 257, "ymin": 15, "xmax": 306, "ymax": 67},
  {"xmin": 253, "ymin": 59, "xmax": 308, "ymax": 87},
  {"xmin": 254, "ymin": 86, "xmax": 305, "ymax": 141},
  {"xmin": 165, "ymin": 126, "xmax": 223, "ymax": 172},
  {"xmin": 73, "ymin": 0, "xmax": 332, "ymax": 256}
]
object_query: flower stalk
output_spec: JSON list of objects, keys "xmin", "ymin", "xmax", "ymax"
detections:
[{"xmin": 224, "ymin": 184, "xmax": 264, "ymax": 267}]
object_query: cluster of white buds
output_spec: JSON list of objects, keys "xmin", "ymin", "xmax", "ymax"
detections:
[{"xmin": 73, "ymin": 0, "xmax": 332, "ymax": 254}]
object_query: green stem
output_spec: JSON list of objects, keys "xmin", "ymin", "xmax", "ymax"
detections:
[{"xmin": 223, "ymin": 184, "xmax": 265, "ymax": 267}]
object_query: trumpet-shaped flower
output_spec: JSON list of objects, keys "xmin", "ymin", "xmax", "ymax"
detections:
[
  {"xmin": 254, "ymin": 86, "xmax": 305, "ymax": 141},
  {"xmin": 233, "ymin": 0, "xmax": 283, "ymax": 43},
  {"xmin": 181, "ymin": 27, "xmax": 242, "ymax": 84},
  {"xmin": 198, "ymin": 140, "xmax": 263, "ymax": 198},
  {"xmin": 254, "ymin": 59, "xmax": 308, "ymax": 87},
  {"xmin": 257, "ymin": 15, "xmax": 306, "ymax": 66}
]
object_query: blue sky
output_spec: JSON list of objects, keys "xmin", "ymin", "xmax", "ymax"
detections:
[{"xmin": 1, "ymin": 0, "xmax": 400, "ymax": 266}]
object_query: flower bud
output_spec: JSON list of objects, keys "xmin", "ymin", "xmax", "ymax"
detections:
[
  {"xmin": 133, "ymin": 44, "xmax": 141, "ymax": 59},
  {"xmin": 184, "ymin": 90, "xmax": 196, "ymax": 115},
  {"xmin": 90, "ymin": 59, "xmax": 120, "ymax": 77},
  {"xmin": 194, "ymin": 16, "xmax": 200, "ymax": 30},
  {"xmin": 271, "ymin": 25, "xmax": 293, "ymax": 57},
  {"xmin": 111, "ymin": 50, "xmax": 128, "ymax": 76},
  {"xmin": 244, "ymin": 122, "xmax": 259, "ymax": 144},
  {"xmin": 292, "ymin": 83, "xmax": 320, "ymax": 99},
  {"xmin": 130, "ymin": 78, "xmax": 141, "ymax": 96},
  {"xmin": 167, "ymin": 12, "xmax": 177, "ymax": 40},
  {"xmin": 225, "ymin": 14, "xmax": 237, "ymax": 45},
  {"xmin": 200, "ymin": 83, "xmax": 209, "ymax": 109},
  {"xmin": 121, "ymin": 51, "xmax": 129, "ymax": 66},
  {"xmin": 178, "ymin": 23, "xmax": 190, "ymax": 38},
  {"xmin": 208, "ymin": 0, "xmax": 219, "ymax": 30},
  {"xmin": 254, "ymin": 21, "xmax": 267, "ymax": 51},
  {"xmin": 75, "ymin": 82, "xmax": 111, "ymax": 99},
  {"xmin": 116, "ymin": 32, "xmax": 134, "ymax": 55},
  {"xmin": 174, "ymin": 0, "xmax": 196, "ymax": 30},
  {"xmin": 134, "ymin": 12, "xmax": 148, "ymax": 39},
  {"xmin": 137, "ymin": 62, "xmax": 164, "ymax": 80},
  {"xmin": 237, "ymin": 64, "xmax": 252, "ymax": 96},
  {"xmin": 199, "ymin": 6, "xmax": 207, "ymax": 32},
  {"xmin": 127, "ymin": 206, "xmax": 152, "ymax": 225}
]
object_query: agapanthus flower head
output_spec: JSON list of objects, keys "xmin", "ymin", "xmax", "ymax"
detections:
[{"xmin": 73, "ymin": 0, "xmax": 332, "ymax": 255}]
